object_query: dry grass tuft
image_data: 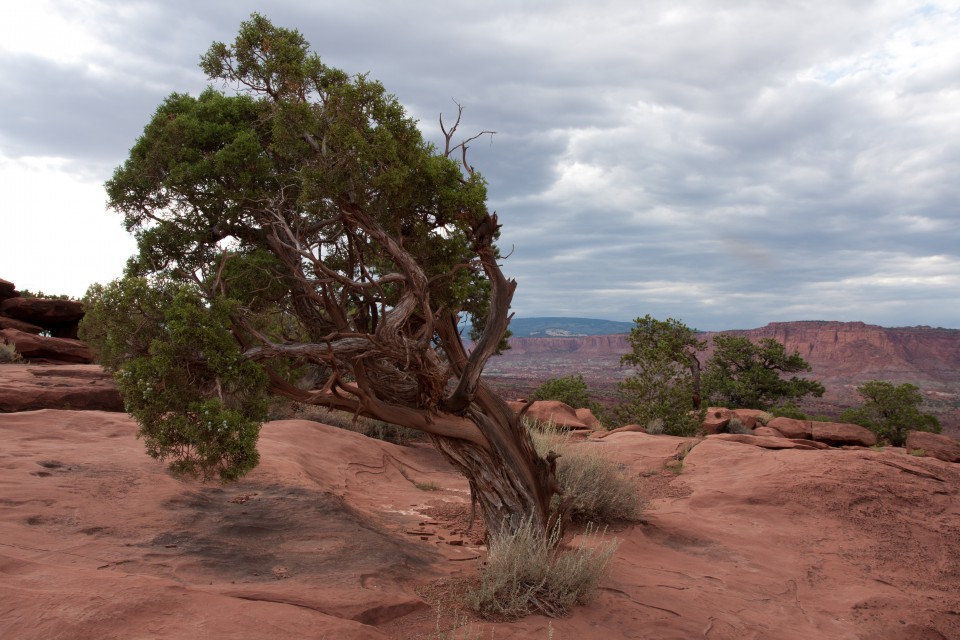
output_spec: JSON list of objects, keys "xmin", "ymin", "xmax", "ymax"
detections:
[
  {"xmin": 0, "ymin": 343, "xmax": 24, "ymax": 364},
  {"xmin": 528, "ymin": 422, "xmax": 643, "ymax": 524},
  {"xmin": 467, "ymin": 517, "xmax": 618, "ymax": 620}
]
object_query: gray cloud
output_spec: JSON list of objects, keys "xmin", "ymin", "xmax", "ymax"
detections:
[{"xmin": 0, "ymin": 0, "xmax": 957, "ymax": 329}]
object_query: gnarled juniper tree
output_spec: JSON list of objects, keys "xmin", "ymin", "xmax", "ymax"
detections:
[{"xmin": 81, "ymin": 14, "xmax": 557, "ymax": 540}]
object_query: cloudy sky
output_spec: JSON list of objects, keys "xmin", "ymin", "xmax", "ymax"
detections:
[{"xmin": 1, "ymin": 1, "xmax": 958, "ymax": 330}]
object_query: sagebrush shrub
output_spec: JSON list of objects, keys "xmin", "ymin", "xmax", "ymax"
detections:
[
  {"xmin": 0, "ymin": 343, "xmax": 24, "ymax": 364},
  {"xmin": 725, "ymin": 417, "xmax": 750, "ymax": 434},
  {"xmin": 528, "ymin": 422, "xmax": 642, "ymax": 523},
  {"xmin": 467, "ymin": 517, "xmax": 619, "ymax": 620}
]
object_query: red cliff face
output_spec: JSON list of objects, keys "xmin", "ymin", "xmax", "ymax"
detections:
[{"xmin": 713, "ymin": 322, "xmax": 960, "ymax": 384}]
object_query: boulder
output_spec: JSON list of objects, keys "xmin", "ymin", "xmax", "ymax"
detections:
[
  {"xmin": 0, "ymin": 329, "xmax": 93, "ymax": 364},
  {"xmin": 703, "ymin": 408, "xmax": 731, "ymax": 434},
  {"xmin": 0, "ymin": 364, "xmax": 124, "ymax": 412},
  {"xmin": 732, "ymin": 409, "xmax": 768, "ymax": 430},
  {"xmin": 811, "ymin": 421, "xmax": 877, "ymax": 447},
  {"xmin": 767, "ymin": 416, "xmax": 813, "ymax": 440},
  {"xmin": 0, "ymin": 278, "xmax": 16, "ymax": 300},
  {"xmin": 575, "ymin": 407, "xmax": 603, "ymax": 430},
  {"xmin": 905, "ymin": 431, "xmax": 960, "ymax": 463},
  {"xmin": 509, "ymin": 400, "xmax": 590, "ymax": 429}
]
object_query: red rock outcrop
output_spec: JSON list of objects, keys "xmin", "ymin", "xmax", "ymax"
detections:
[
  {"xmin": 0, "ymin": 279, "xmax": 90, "ymax": 360},
  {"xmin": 768, "ymin": 416, "xmax": 814, "ymax": 439},
  {"xmin": 0, "ymin": 329, "xmax": 93, "ymax": 364},
  {"xmin": 753, "ymin": 426, "xmax": 786, "ymax": 438},
  {"xmin": 811, "ymin": 421, "xmax": 877, "ymax": 447},
  {"xmin": 906, "ymin": 431, "xmax": 960, "ymax": 463},
  {"xmin": 709, "ymin": 433, "xmax": 824, "ymax": 450},
  {"xmin": 507, "ymin": 399, "xmax": 590, "ymax": 429},
  {"xmin": 0, "ymin": 296, "xmax": 84, "ymax": 332},
  {"xmin": 0, "ymin": 315, "xmax": 44, "ymax": 333},
  {"xmin": 4, "ymin": 414, "xmax": 958, "ymax": 638},
  {"xmin": 502, "ymin": 334, "xmax": 629, "ymax": 355},
  {"xmin": 0, "ymin": 278, "xmax": 16, "ymax": 300},
  {"xmin": 703, "ymin": 407, "xmax": 731, "ymax": 434},
  {"xmin": 0, "ymin": 364, "xmax": 123, "ymax": 412},
  {"xmin": 575, "ymin": 407, "xmax": 603, "ymax": 429}
]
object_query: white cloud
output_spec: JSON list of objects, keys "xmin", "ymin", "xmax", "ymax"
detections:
[{"xmin": 0, "ymin": 0, "xmax": 957, "ymax": 329}]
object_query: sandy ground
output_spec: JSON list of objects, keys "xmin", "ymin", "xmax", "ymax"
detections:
[{"xmin": 2, "ymin": 410, "xmax": 959, "ymax": 639}]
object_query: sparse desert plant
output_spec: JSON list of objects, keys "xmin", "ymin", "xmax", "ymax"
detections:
[
  {"xmin": 665, "ymin": 438, "xmax": 701, "ymax": 474},
  {"xmin": 0, "ymin": 343, "xmax": 24, "ymax": 364},
  {"xmin": 416, "ymin": 481, "xmax": 441, "ymax": 491},
  {"xmin": 725, "ymin": 417, "xmax": 751, "ymax": 435},
  {"xmin": 756, "ymin": 411, "xmax": 774, "ymax": 425},
  {"xmin": 909, "ymin": 449, "xmax": 926, "ymax": 457},
  {"xmin": 467, "ymin": 517, "xmax": 619, "ymax": 620},
  {"xmin": 645, "ymin": 417, "xmax": 665, "ymax": 435},
  {"xmin": 528, "ymin": 423, "xmax": 642, "ymax": 523}
]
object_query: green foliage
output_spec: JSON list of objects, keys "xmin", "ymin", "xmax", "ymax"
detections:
[
  {"xmin": 615, "ymin": 315, "xmax": 706, "ymax": 436},
  {"xmin": 0, "ymin": 342, "xmax": 24, "ymax": 363},
  {"xmin": 531, "ymin": 374, "xmax": 605, "ymax": 422},
  {"xmin": 840, "ymin": 380, "xmax": 940, "ymax": 447},
  {"xmin": 467, "ymin": 517, "xmax": 618, "ymax": 619},
  {"xmin": 528, "ymin": 424, "xmax": 642, "ymax": 524},
  {"xmin": 531, "ymin": 374, "xmax": 592, "ymax": 408},
  {"xmin": 770, "ymin": 404, "xmax": 809, "ymax": 420},
  {"xmin": 81, "ymin": 277, "xmax": 269, "ymax": 480},
  {"xmin": 703, "ymin": 335, "xmax": 825, "ymax": 410},
  {"xmin": 82, "ymin": 14, "xmax": 505, "ymax": 482}
]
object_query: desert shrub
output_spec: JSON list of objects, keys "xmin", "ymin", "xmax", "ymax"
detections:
[
  {"xmin": 756, "ymin": 411, "xmax": 774, "ymax": 425},
  {"xmin": 725, "ymin": 417, "xmax": 750, "ymax": 434},
  {"xmin": 644, "ymin": 417, "xmax": 665, "ymax": 435},
  {"xmin": 467, "ymin": 517, "xmax": 618, "ymax": 620},
  {"xmin": 528, "ymin": 423, "xmax": 642, "ymax": 523},
  {"xmin": 0, "ymin": 343, "xmax": 24, "ymax": 364}
]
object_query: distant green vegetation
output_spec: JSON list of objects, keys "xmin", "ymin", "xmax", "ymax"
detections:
[
  {"xmin": 840, "ymin": 380, "xmax": 940, "ymax": 446},
  {"xmin": 703, "ymin": 335, "xmax": 825, "ymax": 411},
  {"xmin": 531, "ymin": 374, "xmax": 606, "ymax": 422},
  {"xmin": 615, "ymin": 315, "xmax": 706, "ymax": 436}
]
